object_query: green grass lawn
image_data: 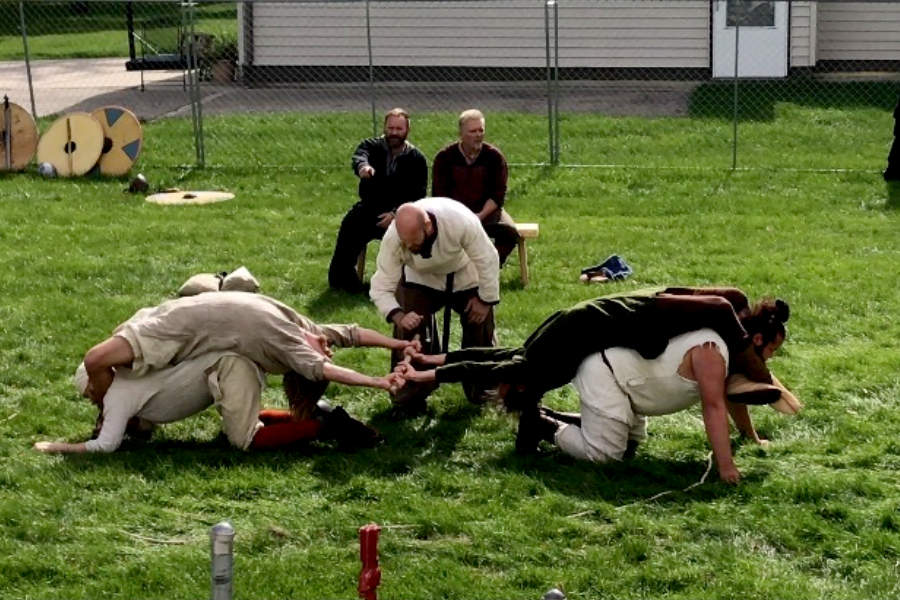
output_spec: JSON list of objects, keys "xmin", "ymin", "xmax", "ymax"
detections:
[
  {"xmin": 0, "ymin": 1, "xmax": 236, "ymax": 59},
  {"xmin": 2, "ymin": 107, "xmax": 900, "ymax": 599}
]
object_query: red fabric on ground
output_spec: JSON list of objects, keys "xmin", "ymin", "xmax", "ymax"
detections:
[
  {"xmin": 258, "ymin": 409, "xmax": 295, "ymax": 425},
  {"xmin": 250, "ymin": 419, "xmax": 321, "ymax": 450}
]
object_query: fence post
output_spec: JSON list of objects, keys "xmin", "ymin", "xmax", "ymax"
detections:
[
  {"xmin": 365, "ymin": 0, "xmax": 377, "ymax": 138},
  {"xmin": 552, "ymin": 0, "xmax": 559, "ymax": 165},
  {"xmin": 731, "ymin": 5, "xmax": 741, "ymax": 171},
  {"xmin": 18, "ymin": 2, "xmax": 37, "ymax": 120},
  {"xmin": 182, "ymin": 1, "xmax": 205, "ymax": 168},
  {"xmin": 544, "ymin": 0, "xmax": 558, "ymax": 166},
  {"xmin": 210, "ymin": 522, "xmax": 235, "ymax": 600}
]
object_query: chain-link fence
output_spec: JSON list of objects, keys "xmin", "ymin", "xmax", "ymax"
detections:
[{"xmin": 3, "ymin": 0, "xmax": 898, "ymax": 172}]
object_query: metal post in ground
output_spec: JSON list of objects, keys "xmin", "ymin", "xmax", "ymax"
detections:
[
  {"xmin": 184, "ymin": 1, "xmax": 205, "ymax": 167},
  {"xmin": 18, "ymin": 2, "xmax": 37, "ymax": 120},
  {"xmin": 551, "ymin": 0, "xmax": 560, "ymax": 165},
  {"xmin": 544, "ymin": 0, "xmax": 555, "ymax": 166},
  {"xmin": 210, "ymin": 522, "xmax": 235, "ymax": 600},
  {"xmin": 731, "ymin": 9, "xmax": 741, "ymax": 171},
  {"xmin": 365, "ymin": 0, "xmax": 377, "ymax": 138}
]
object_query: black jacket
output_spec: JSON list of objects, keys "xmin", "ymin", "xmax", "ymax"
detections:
[{"xmin": 351, "ymin": 137, "xmax": 428, "ymax": 213}]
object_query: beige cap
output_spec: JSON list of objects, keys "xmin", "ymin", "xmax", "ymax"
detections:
[
  {"xmin": 726, "ymin": 373, "xmax": 802, "ymax": 415},
  {"xmin": 221, "ymin": 266, "xmax": 260, "ymax": 293},
  {"xmin": 177, "ymin": 273, "xmax": 222, "ymax": 297}
]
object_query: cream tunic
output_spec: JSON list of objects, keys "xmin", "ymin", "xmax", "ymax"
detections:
[
  {"xmin": 370, "ymin": 197, "xmax": 500, "ymax": 319},
  {"xmin": 557, "ymin": 329, "xmax": 729, "ymax": 463},
  {"xmin": 114, "ymin": 292, "xmax": 359, "ymax": 381}
]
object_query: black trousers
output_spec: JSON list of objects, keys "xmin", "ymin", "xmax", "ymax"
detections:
[
  {"xmin": 887, "ymin": 96, "xmax": 900, "ymax": 178},
  {"xmin": 391, "ymin": 280, "xmax": 495, "ymax": 404},
  {"xmin": 328, "ymin": 202, "xmax": 388, "ymax": 290},
  {"xmin": 483, "ymin": 209, "xmax": 520, "ymax": 265},
  {"xmin": 439, "ymin": 290, "xmax": 757, "ymax": 395}
]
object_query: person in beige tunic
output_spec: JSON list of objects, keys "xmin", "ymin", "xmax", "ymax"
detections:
[
  {"xmin": 80, "ymin": 292, "xmax": 413, "ymax": 406},
  {"xmin": 33, "ymin": 352, "xmax": 383, "ymax": 455}
]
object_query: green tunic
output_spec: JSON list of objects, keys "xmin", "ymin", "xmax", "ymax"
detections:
[{"xmin": 436, "ymin": 287, "xmax": 755, "ymax": 393}]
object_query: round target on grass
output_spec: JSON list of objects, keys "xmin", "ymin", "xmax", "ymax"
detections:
[
  {"xmin": 36, "ymin": 112, "xmax": 104, "ymax": 177},
  {"xmin": 91, "ymin": 106, "xmax": 143, "ymax": 176},
  {"xmin": 0, "ymin": 101, "xmax": 39, "ymax": 172},
  {"xmin": 145, "ymin": 190, "xmax": 235, "ymax": 205}
]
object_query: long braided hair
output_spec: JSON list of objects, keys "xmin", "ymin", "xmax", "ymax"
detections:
[{"xmin": 743, "ymin": 297, "xmax": 790, "ymax": 344}]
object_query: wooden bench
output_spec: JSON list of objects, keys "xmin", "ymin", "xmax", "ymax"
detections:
[
  {"xmin": 515, "ymin": 223, "xmax": 540, "ymax": 287},
  {"xmin": 355, "ymin": 222, "xmax": 540, "ymax": 286}
]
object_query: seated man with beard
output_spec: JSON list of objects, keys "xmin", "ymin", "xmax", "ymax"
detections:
[{"xmin": 329, "ymin": 108, "xmax": 428, "ymax": 293}]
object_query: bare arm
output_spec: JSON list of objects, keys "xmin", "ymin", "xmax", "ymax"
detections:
[
  {"xmin": 33, "ymin": 441, "xmax": 88, "ymax": 454},
  {"xmin": 83, "ymin": 336, "xmax": 135, "ymax": 403},
  {"xmin": 692, "ymin": 343, "xmax": 741, "ymax": 484},
  {"xmin": 356, "ymin": 328, "xmax": 421, "ymax": 353},
  {"xmin": 394, "ymin": 362, "xmax": 438, "ymax": 383},
  {"xmin": 726, "ymin": 400, "xmax": 765, "ymax": 443},
  {"xmin": 322, "ymin": 362, "xmax": 403, "ymax": 391}
]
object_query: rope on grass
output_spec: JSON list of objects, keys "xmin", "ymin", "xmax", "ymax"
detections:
[
  {"xmin": 120, "ymin": 530, "xmax": 196, "ymax": 545},
  {"xmin": 566, "ymin": 452, "xmax": 715, "ymax": 518}
]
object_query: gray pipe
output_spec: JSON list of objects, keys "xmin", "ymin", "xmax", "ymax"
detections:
[{"xmin": 210, "ymin": 522, "xmax": 235, "ymax": 600}]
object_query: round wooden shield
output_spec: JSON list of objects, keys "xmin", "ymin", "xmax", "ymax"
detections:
[
  {"xmin": 0, "ymin": 102, "xmax": 39, "ymax": 171},
  {"xmin": 91, "ymin": 106, "xmax": 143, "ymax": 176},
  {"xmin": 145, "ymin": 190, "xmax": 235, "ymax": 205},
  {"xmin": 36, "ymin": 113, "xmax": 104, "ymax": 177}
]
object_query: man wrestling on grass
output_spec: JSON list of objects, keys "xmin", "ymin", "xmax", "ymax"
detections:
[
  {"xmin": 34, "ymin": 352, "xmax": 382, "ymax": 454},
  {"xmin": 34, "ymin": 291, "xmax": 417, "ymax": 454}
]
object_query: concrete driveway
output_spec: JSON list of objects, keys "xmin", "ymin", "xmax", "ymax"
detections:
[
  {"xmin": 0, "ymin": 57, "xmax": 191, "ymax": 119},
  {"xmin": 2, "ymin": 57, "xmax": 702, "ymax": 124}
]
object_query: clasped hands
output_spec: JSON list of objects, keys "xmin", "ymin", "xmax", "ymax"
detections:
[
  {"xmin": 392, "ymin": 343, "xmax": 440, "ymax": 384},
  {"xmin": 379, "ymin": 340, "xmax": 440, "ymax": 393},
  {"xmin": 381, "ymin": 338, "xmax": 426, "ymax": 393}
]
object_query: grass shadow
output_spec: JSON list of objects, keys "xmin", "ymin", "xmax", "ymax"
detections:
[
  {"xmin": 885, "ymin": 181, "xmax": 900, "ymax": 210},
  {"xmin": 310, "ymin": 400, "xmax": 483, "ymax": 481},
  {"xmin": 490, "ymin": 448, "xmax": 744, "ymax": 507},
  {"xmin": 304, "ymin": 286, "xmax": 374, "ymax": 320},
  {"xmin": 690, "ymin": 79, "xmax": 899, "ymax": 122}
]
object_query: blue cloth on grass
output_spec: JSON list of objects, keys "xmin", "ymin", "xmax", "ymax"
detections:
[{"xmin": 580, "ymin": 254, "xmax": 633, "ymax": 280}]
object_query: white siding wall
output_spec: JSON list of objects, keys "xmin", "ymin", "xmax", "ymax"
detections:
[
  {"xmin": 252, "ymin": 1, "xmax": 709, "ymax": 69},
  {"xmin": 790, "ymin": 2, "xmax": 815, "ymax": 68},
  {"xmin": 817, "ymin": 2, "xmax": 900, "ymax": 61}
]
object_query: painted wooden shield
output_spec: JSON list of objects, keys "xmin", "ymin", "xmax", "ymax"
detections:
[
  {"xmin": 36, "ymin": 113, "xmax": 104, "ymax": 177},
  {"xmin": 91, "ymin": 106, "xmax": 143, "ymax": 176},
  {"xmin": 0, "ymin": 102, "xmax": 39, "ymax": 171}
]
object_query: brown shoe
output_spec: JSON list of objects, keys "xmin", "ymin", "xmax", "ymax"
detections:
[
  {"xmin": 320, "ymin": 406, "xmax": 382, "ymax": 449},
  {"xmin": 515, "ymin": 408, "xmax": 560, "ymax": 454}
]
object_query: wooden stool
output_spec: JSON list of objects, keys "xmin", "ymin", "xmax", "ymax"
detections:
[{"xmin": 515, "ymin": 223, "xmax": 540, "ymax": 287}]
